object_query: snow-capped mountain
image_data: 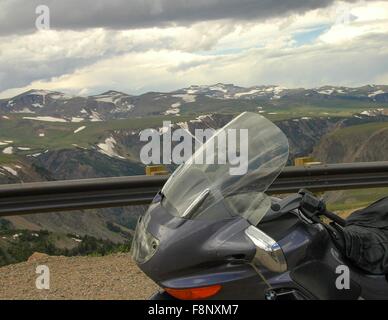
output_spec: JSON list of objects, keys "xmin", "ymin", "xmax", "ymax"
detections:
[
  {"xmin": 90, "ymin": 91, "xmax": 134, "ymax": 112},
  {"xmin": 1, "ymin": 90, "xmax": 73, "ymax": 114},
  {"xmin": 174, "ymin": 84, "xmax": 388, "ymax": 101},
  {"xmin": 1, "ymin": 84, "xmax": 388, "ymax": 121},
  {"xmin": 0, "ymin": 89, "xmax": 136, "ymax": 122},
  {"xmin": 173, "ymin": 83, "xmax": 288, "ymax": 100}
]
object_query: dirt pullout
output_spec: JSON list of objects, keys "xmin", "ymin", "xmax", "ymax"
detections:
[{"xmin": 0, "ymin": 253, "xmax": 159, "ymax": 300}]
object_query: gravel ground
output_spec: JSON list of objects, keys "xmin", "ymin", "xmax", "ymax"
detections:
[{"xmin": 0, "ymin": 253, "xmax": 159, "ymax": 300}]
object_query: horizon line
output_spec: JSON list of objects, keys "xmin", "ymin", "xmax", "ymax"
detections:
[{"xmin": 1, "ymin": 83, "xmax": 387, "ymax": 100}]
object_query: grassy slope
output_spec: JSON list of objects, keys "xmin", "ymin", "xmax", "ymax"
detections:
[
  {"xmin": 327, "ymin": 188, "xmax": 388, "ymax": 211},
  {"xmin": 0, "ymin": 154, "xmax": 19, "ymax": 165},
  {"xmin": 318, "ymin": 122, "xmax": 388, "ymax": 211},
  {"xmin": 1, "ymin": 102, "xmax": 387, "ymax": 153},
  {"xmin": 1, "ymin": 109, "xmax": 342, "ymax": 163},
  {"xmin": 179, "ymin": 96, "xmax": 388, "ymax": 120},
  {"xmin": 0, "ymin": 115, "xmax": 196, "ymax": 163},
  {"xmin": 330, "ymin": 121, "xmax": 388, "ymax": 138}
]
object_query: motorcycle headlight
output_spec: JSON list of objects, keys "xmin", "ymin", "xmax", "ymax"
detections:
[
  {"xmin": 245, "ymin": 225, "xmax": 287, "ymax": 273},
  {"xmin": 131, "ymin": 216, "xmax": 159, "ymax": 264}
]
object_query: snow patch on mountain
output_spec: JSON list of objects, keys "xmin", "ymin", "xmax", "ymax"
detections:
[
  {"xmin": 177, "ymin": 122, "xmax": 189, "ymax": 131},
  {"xmin": 74, "ymin": 126, "xmax": 86, "ymax": 134},
  {"xmin": 158, "ymin": 122, "xmax": 173, "ymax": 135},
  {"xmin": 234, "ymin": 89, "xmax": 263, "ymax": 98},
  {"xmin": 266, "ymin": 86, "xmax": 286, "ymax": 94},
  {"xmin": 358, "ymin": 108, "xmax": 387, "ymax": 117},
  {"xmin": 317, "ymin": 89, "xmax": 335, "ymax": 95},
  {"xmin": 368, "ymin": 90, "xmax": 385, "ymax": 98},
  {"xmin": 90, "ymin": 111, "xmax": 102, "ymax": 122},
  {"xmin": 189, "ymin": 114, "xmax": 214, "ymax": 123},
  {"xmin": 172, "ymin": 94, "xmax": 197, "ymax": 103},
  {"xmin": 97, "ymin": 137, "xmax": 124, "ymax": 159},
  {"xmin": 1, "ymin": 166, "xmax": 18, "ymax": 176},
  {"xmin": 111, "ymin": 103, "xmax": 134, "ymax": 113},
  {"xmin": 91, "ymin": 91, "xmax": 134, "ymax": 113},
  {"xmin": 71, "ymin": 117, "xmax": 84, "ymax": 123},
  {"xmin": 209, "ymin": 84, "xmax": 228, "ymax": 93},
  {"xmin": 23, "ymin": 116, "xmax": 67, "ymax": 123},
  {"xmin": 2, "ymin": 147, "xmax": 14, "ymax": 154},
  {"xmin": 165, "ymin": 102, "xmax": 181, "ymax": 115},
  {"xmin": 28, "ymin": 152, "xmax": 42, "ymax": 157}
]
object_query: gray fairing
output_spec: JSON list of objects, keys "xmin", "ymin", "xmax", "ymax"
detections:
[
  {"xmin": 134, "ymin": 198, "xmax": 388, "ymax": 300},
  {"xmin": 137, "ymin": 201, "xmax": 270, "ymax": 298},
  {"xmin": 134, "ymin": 198, "xmax": 312, "ymax": 299}
]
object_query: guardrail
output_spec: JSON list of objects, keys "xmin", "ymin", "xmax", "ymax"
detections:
[{"xmin": 1, "ymin": 161, "xmax": 388, "ymax": 217}]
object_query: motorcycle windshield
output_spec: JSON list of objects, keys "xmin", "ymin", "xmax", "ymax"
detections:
[{"xmin": 161, "ymin": 112, "xmax": 289, "ymax": 225}]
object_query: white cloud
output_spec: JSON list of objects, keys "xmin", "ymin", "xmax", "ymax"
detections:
[
  {"xmin": 319, "ymin": 1, "xmax": 388, "ymax": 44},
  {"xmin": 0, "ymin": 0, "xmax": 387, "ymax": 98}
]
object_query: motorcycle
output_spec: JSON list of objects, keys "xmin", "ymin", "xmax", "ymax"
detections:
[{"xmin": 131, "ymin": 112, "xmax": 388, "ymax": 300}]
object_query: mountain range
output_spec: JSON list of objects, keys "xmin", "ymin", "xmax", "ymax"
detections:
[{"xmin": 1, "ymin": 84, "xmax": 388, "ymax": 121}]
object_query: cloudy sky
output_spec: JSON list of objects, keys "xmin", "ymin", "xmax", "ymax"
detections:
[{"xmin": 0, "ymin": 0, "xmax": 388, "ymax": 98}]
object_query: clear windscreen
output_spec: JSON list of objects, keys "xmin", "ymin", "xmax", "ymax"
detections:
[{"xmin": 161, "ymin": 112, "xmax": 289, "ymax": 225}]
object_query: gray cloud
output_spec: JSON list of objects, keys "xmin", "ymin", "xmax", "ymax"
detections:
[
  {"xmin": 0, "ymin": 0, "xmax": 386, "ymax": 97},
  {"xmin": 0, "ymin": 57, "xmax": 101, "ymax": 93},
  {"xmin": 0, "ymin": 0, "xmax": 371, "ymax": 35}
]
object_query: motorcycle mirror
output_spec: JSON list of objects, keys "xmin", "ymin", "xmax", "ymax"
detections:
[{"xmin": 271, "ymin": 194, "xmax": 303, "ymax": 215}]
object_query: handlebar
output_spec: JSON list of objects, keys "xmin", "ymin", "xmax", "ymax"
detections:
[
  {"xmin": 273, "ymin": 190, "xmax": 346, "ymax": 227},
  {"xmin": 299, "ymin": 189, "xmax": 346, "ymax": 227},
  {"xmin": 321, "ymin": 209, "xmax": 346, "ymax": 227}
]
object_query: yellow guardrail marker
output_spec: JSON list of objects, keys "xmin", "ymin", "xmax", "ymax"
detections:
[{"xmin": 146, "ymin": 165, "xmax": 169, "ymax": 176}]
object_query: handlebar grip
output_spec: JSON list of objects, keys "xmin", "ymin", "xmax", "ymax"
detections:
[{"xmin": 322, "ymin": 209, "xmax": 346, "ymax": 227}]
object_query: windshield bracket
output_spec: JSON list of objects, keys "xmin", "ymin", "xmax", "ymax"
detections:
[{"xmin": 182, "ymin": 188, "xmax": 210, "ymax": 219}]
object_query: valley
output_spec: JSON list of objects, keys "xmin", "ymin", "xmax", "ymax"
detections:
[{"xmin": 1, "ymin": 83, "xmax": 388, "ymax": 267}]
